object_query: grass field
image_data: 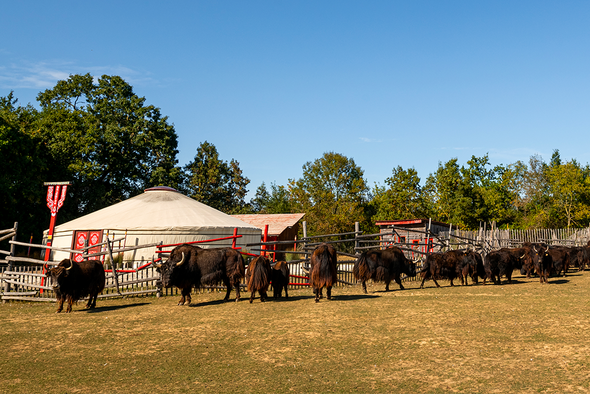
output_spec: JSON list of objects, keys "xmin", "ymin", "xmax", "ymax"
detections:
[{"xmin": 2, "ymin": 272, "xmax": 590, "ymax": 394}]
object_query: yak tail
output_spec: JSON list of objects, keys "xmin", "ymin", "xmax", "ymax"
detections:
[
  {"xmin": 226, "ymin": 249, "xmax": 246, "ymax": 281},
  {"xmin": 247, "ymin": 257, "xmax": 271, "ymax": 292},
  {"xmin": 311, "ymin": 247, "xmax": 337, "ymax": 288},
  {"xmin": 353, "ymin": 254, "xmax": 369, "ymax": 281}
]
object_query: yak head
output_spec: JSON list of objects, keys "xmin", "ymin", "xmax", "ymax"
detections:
[
  {"xmin": 45, "ymin": 259, "xmax": 75, "ymax": 290},
  {"xmin": 153, "ymin": 245, "xmax": 192, "ymax": 287},
  {"xmin": 405, "ymin": 258, "xmax": 417, "ymax": 277}
]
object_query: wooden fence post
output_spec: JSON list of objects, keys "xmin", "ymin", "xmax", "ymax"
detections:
[
  {"xmin": 2, "ymin": 222, "xmax": 18, "ymax": 301},
  {"xmin": 354, "ymin": 222, "xmax": 360, "ymax": 255},
  {"xmin": 106, "ymin": 235, "xmax": 121, "ymax": 295}
]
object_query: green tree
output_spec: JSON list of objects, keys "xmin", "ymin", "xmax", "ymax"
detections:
[
  {"xmin": 514, "ymin": 154, "xmax": 551, "ymax": 228},
  {"xmin": 0, "ymin": 92, "xmax": 50, "ymax": 241},
  {"xmin": 371, "ymin": 166, "xmax": 430, "ymax": 221},
  {"xmin": 36, "ymin": 73, "xmax": 182, "ymax": 217},
  {"xmin": 184, "ymin": 141, "xmax": 250, "ymax": 213},
  {"xmin": 423, "ymin": 155, "xmax": 521, "ymax": 229},
  {"xmin": 424, "ymin": 158, "xmax": 467, "ymax": 226},
  {"xmin": 251, "ymin": 182, "xmax": 291, "ymax": 214},
  {"xmin": 545, "ymin": 159, "xmax": 590, "ymax": 228},
  {"xmin": 289, "ymin": 152, "xmax": 370, "ymax": 236}
]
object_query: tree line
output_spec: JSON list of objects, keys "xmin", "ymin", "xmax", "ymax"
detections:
[{"xmin": 2, "ymin": 74, "xmax": 589, "ymax": 243}]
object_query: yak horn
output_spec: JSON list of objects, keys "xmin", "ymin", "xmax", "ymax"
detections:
[
  {"xmin": 152, "ymin": 261, "xmax": 162, "ymax": 269},
  {"xmin": 520, "ymin": 253, "xmax": 526, "ymax": 259},
  {"xmin": 175, "ymin": 252, "xmax": 186, "ymax": 267},
  {"xmin": 65, "ymin": 260, "xmax": 73, "ymax": 271}
]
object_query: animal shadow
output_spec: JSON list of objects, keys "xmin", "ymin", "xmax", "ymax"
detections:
[
  {"xmin": 86, "ymin": 302, "xmax": 150, "ymax": 313},
  {"xmin": 548, "ymin": 279, "xmax": 570, "ymax": 285},
  {"xmin": 188, "ymin": 298, "xmax": 229, "ymax": 308},
  {"xmin": 326, "ymin": 294, "xmax": 380, "ymax": 301}
]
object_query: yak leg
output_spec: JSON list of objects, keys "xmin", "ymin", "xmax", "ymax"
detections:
[
  {"xmin": 223, "ymin": 277, "xmax": 232, "ymax": 301},
  {"xmin": 234, "ymin": 278, "xmax": 241, "ymax": 302},
  {"xmin": 85, "ymin": 292, "xmax": 97, "ymax": 309},
  {"xmin": 65, "ymin": 295, "xmax": 74, "ymax": 313},
  {"xmin": 55, "ymin": 295, "xmax": 64, "ymax": 313},
  {"xmin": 362, "ymin": 281, "xmax": 368, "ymax": 294},
  {"xmin": 394, "ymin": 275, "xmax": 405, "ymax": 290},
  {"xmin": 313, "ymin": 287, "xmax": 320, "ymax": 303},
  {"xmin": 260, "ymin": 288, "xmax": 268, "ymax": 302},
  {"xmin": 432, "ymin": 277, "xmax": 441, "ymax": 288},
  {"xmin": 326, "ymin": 286, "xmax": 332, "ymax": 300},
  {"xmin": 179, "ymin": 287, "xmax": 192, "ymax": 305},
  {"xmin": 249, "ymin": 290, "xmax": 256, "ymax": 304},
  {"xmin": 420, "ymin": 275, "xmax": 428, "ymax": 289}
]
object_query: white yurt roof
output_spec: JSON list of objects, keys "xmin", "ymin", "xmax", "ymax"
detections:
[{"xmin": 53, "ymin": 186, "xmax": 260, "ymax": 233}]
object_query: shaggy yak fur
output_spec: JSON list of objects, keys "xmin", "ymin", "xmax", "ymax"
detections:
[
  {"xmin": 271, "ymin": 261, "xmax": 290, "ymax": 299},
  {"xmin": 246, "ymin": 255, "xmax": 272, "ymax": 303},
  {"xmin": 45, "ymin": 259, "xmax": 105, "ymax": 313},
  {"xmin": 154, "ymin": 244, "xmax": 245, "ymax": 305},
  {"xmin": 420, "ymin": 252, "xmax": 460, "ymax": 288},
  {"xmin": 446, "ymin": 249, "xmax": 486, "ymax": 286},
  {"xmin": 483, "ymin": 248, "xmax": 521, "ymax": 285},
  {"xmin": 546, "ymin": 247, "xmax": 571, "ymax": 277},
  {"xmin": 353, "ymin": 247, "xmax": 417, "ymax": 293},
  {"xmin": 531, "ymin": 245, "xmax": 552, "ymax": 283},
  {"xmin": 309, "ymin": 243, "xmax": 338, "ymax": 303}
]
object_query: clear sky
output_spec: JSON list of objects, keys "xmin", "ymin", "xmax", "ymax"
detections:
[{"xmin": 2, "ymin": 1, "xmax": 589, "ymax": 198}]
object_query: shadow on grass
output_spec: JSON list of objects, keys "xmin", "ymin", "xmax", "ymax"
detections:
[
  {"xmin": 86, "ymin": 302, "xmax": 151, "ymax": 313},
  {"xmin": 548, "ymin": 279, "xmax": 570, "ymax": 285},
  {"xmin": 188, "ymin": 298, "xmax": 234, "ymax": 308},
  {"xmin": 326, "ymin": 294, "xmax": 380, "ymax": 301}
]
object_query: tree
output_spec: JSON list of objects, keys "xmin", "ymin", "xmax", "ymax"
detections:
[
  {"xmin": 36, "ymin": 73, "xmax": 182, "ymax": 217},
  {"xmin": 545, "ymin": 160, "xmax": 590, "ymax": 228},
  {"xmin": 371, "ymin": 166, "xmax": 430, "ymax": 221},
  {"xmin": 184, "ymin": 141, "xmax": 250, "ymax": 213},
  {"xmin": 0, "ymin": 92, "xmax": 50, "ymax": 241},
  {"xmin": 289, "ymin": 152, "xmax": 370, "ymax": 236},
  {"xmin": 424, "ymin": 158, "xmax": 466, "ymax": 226},
  {"xmin": 423, "ymin": 155, "xmax": 521, "ymax": 229},
  {"xmin": 251, "ymin": 182, "xmax": 291, "ymax": 214}
]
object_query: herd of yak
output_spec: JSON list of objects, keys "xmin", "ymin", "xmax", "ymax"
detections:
[{"xmin": 44, "ymin": 240, "xmax": 590, "ymax": 313}]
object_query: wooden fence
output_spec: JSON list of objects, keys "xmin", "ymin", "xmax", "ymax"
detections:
[{"xmin": 3, "ymin": 220, "xmax": 590, "ymax": 304}]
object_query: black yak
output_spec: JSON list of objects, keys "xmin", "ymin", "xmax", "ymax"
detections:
[
  {"xmin": 271, "ymin": 261, "xmax": 290, "ymax": 299},
  {"xmin": 45, "ymin": 259, "xmax": 105, "ymax": 313},
  {"xmin": 483, "ymin": 248, "xmax": 520, "ymax": 284},
  {"xmin": 420, "ymin": 252, "xmax": 459, "ymax": 288},
  {"xmin": 353, "ymin": 247, "xmax": 416, "ymax": 293},
  {"xmin": 309, "ymin": 243, "xmax": 338, "ymax": 303},
  {"xmin": 154, "ymin": 244, "xmax": 245, "ymax": 305},
  {"xmin": 531, "ymin": 245, "xmax": 552, "ymax": 283},
  {"xmin": 246, "ymin": 255, "xmax": 272, "ymax": 303}
]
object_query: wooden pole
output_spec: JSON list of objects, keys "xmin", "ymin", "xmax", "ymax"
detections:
[
  {"xmin": 106, "ymin": 236, "xmax": 121, "ymax": 295},
  {"xmin": 3, "ymin": 222, "xmax": 18, "ymax": 301},
  {"xmin": 354, "ymin": 222, "xmax": 360, "ymax": 255}
]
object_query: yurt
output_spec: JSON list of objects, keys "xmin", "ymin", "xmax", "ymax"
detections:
[{"xmin": 45, "ymin": 187, "xmax": 262, "ymax": 266}]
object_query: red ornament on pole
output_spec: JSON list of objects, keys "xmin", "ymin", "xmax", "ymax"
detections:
[
  {"xmin": 43, "ymin": 182, "xmax": 70, "ymax": 262},
  {"xmin": 41, "ymin": 181, "xmax": 70, "ymax": 292}
]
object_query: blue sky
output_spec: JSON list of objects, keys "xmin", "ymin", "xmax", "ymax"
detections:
[{"xmin": 2, "ymin": 1, "xmax": 589, "ymax": 198}]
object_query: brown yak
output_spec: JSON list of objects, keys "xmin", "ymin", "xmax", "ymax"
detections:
[
  {"xmin": 246, "ymin": 255, "xmax": 272, "ymax": 303},
  {"xmin": 309, "ymin": 243, "xmax": 338, "ymax": 303}
]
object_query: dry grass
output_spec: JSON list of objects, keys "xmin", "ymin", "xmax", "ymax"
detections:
[{"xmin": 2, "ymin": 272, "xmax": 590, "ymax": 393}]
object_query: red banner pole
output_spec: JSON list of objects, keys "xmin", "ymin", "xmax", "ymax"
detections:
[
  {"xmin": 262, "ymin": 225, "xmax": 269, "ymax": 257},
  {"xmin": 41, "ymin": 182, "xmax": 70, "ymax": 292}
]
